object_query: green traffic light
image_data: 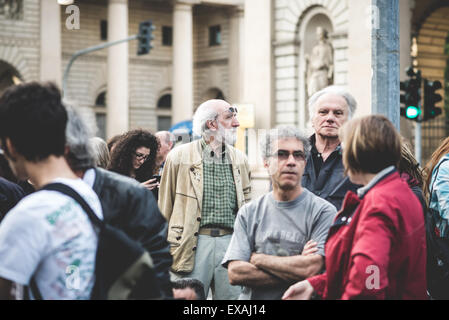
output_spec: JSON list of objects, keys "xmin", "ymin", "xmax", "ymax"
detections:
[{"xmin": 406, "ymin": 105, "xmax": 420, "ymax": 119}]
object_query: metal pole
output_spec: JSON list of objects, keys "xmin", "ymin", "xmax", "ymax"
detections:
[
  {"xmin": 415, "ymin": 122, "xmax": 422, "ymax": 164},
  {"xmin": 371, "ymin": 0, "xmax": 400, "ymax": 130},
  {"xmin": 62, "ymin": 35, "xmax": 138, "ymax": 97}
]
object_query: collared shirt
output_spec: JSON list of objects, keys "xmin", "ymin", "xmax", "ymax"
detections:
[
  {"xmin": 200, "ymin": 138, "xmax": 237, "ymax": 230},
  {"xmin": 329, "ymin": 166, "xmax": 396, "ymax": 230},
  {"xmin": 357, "ymin": 166, "xmax": 395, "ymax": 199},
  {"xmin": 310, "ymin": 135, "xmax": 342, "ymax": 178},
  {"xmin": 303, "ymin": 134, "xmax": 356, "ymax": 210}
]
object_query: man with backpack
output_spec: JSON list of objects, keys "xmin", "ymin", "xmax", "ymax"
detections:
[
  {"xmin": 0, "ymin": 82, "xmax": 103, "ymax": 299},
  {"xmin": 64, "ymin": 105, "xmax": 173, "ymax": 299}
]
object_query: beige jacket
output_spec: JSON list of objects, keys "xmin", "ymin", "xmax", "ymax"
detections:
[{"xmin": 158, "ymin": 139, "xmax": 251, "ymax": 273}]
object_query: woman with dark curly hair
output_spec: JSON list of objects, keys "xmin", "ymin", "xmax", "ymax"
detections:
[{"xmin": 108, "ymin": 129, "xmax": 160, "ymax": 192}]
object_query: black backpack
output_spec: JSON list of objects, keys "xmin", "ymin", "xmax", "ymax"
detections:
[
  {"xmin": 426, "ymin": 159, "xmax": 449, "ymax": 300},
  {"xmin": 29, "ymin": 182, "xmax": 163, "ymax": 300}
]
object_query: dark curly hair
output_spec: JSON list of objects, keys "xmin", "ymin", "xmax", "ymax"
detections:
[{"xmin": 107, "ymin": 129, "xmax": 159, "ymax": 182}]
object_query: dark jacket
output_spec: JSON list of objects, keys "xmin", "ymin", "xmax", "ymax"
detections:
[
  {"xmin": 91, "ymin": 168, "xmax": 173, "ymax": 298},
  {"xmin": 308, "ymin": 171, "xmax": 427, "ymax": 299},
  {"xmin": 400, "ymin": 172, "xmax": 426, "ymax": 214},
  {"xmin": 302, "ymin": 135, "xmax": 359, "ymax": 210},
  {"xmin": 0, "ymin": 177, "xmax": 25, "ymax": 221}
]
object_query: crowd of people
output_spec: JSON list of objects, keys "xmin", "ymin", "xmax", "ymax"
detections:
[{"xmin": 0, "ymin": 80, "xmax": 447, "ymax": 300}]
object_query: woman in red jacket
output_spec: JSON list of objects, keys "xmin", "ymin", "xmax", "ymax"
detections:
[{"xmin": 283, "ymin": 115, "xmax": 427, "ymax": 300}]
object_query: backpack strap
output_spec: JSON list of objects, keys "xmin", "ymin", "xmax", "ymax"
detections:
[
  {"xmin": 27, "ymin": 182, "xmax": 102, "ymax": 300},
  {"xmin": 42, "ymin": 183, "xmax": 103, "ymax": 228},
  {"xmin": 27, "ymin": 278, "xmax": 43, "ymax": 300}
]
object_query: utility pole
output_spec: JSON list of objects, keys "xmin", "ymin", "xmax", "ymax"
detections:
[
  {"xmin": 400, "ymin": 67, "xmax": 422, "ymax": 163},
  {"xmin": 62, "ymin": 20, "xmax": 155, "ymax": 97},
  {"xmin": 371, "ymin": 0, "xmax": 400, "ymax": 130}
]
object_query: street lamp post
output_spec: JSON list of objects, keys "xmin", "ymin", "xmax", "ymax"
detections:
[{"xmin": 62, "ymin": 35, "xmax": 138, "ymax": 97}]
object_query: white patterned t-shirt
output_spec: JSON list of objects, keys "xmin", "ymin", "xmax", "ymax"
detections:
[{"xmin": 0, "ymin": 178, "xmax": 102, "ymax": 300}]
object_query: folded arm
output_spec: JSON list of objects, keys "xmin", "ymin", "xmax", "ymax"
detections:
[
  {"xmin": 227, "ymin": 260, "xmax": 284, "ymax": 288},
  {"xmin": 250, "ymin": 253, "xmax": 324, "ymax": 282}
]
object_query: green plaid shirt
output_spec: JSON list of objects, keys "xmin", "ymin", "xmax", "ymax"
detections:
[{"xmin": 200, "ymin": 139, "xmax": 237, "ymax": 230}]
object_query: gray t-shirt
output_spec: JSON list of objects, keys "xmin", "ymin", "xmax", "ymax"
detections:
[{"xmin": 222, "ymin": 188, "xmax": 337, "ymax": 300}]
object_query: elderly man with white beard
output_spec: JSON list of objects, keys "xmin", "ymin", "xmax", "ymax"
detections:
[{"xmin": 159, "ymin": 99, "xmax": 252, "ymax": 300}]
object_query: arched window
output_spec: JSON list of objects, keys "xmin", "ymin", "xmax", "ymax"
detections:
[
  {"xmin": 94, "ymin": 91, "xmax": 107, "ymax": 140},
  {"xmin": 157, "ymin": 93, "xmax": 172, "ymax": 131},
  {"xmin": 157, "ymin": 94, "xmax": 172, "ymax": 109},
  {"xmin": 416, "ymin": 7, "xmax": 449, "ymax": 164},
  {"xmin": 202, "ymin": 88, "xmax": 225, "ymax": 101},
  {"xmin": 95, "ymin": 91, "xmax": 106, "ymax": 106}
]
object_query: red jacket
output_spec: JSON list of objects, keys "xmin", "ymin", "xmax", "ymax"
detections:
[{"xmin": 308, "ymin": 171, "xmax": 427, "ymax": 299}]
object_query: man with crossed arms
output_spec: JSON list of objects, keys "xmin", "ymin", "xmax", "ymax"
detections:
[{"xmin": 222, "ymin": 126, "xmax": 336, "ymax": 300}]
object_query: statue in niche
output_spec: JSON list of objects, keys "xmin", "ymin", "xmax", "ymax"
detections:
[
  {"xmin": 0, "ymin": 0, "xmax": 22, "ymax": 19},
  {"xmin": 305, "ymin": 27, "xmax": 334, "ymax": 97}
]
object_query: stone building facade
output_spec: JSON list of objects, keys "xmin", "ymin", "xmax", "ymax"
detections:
[
  {"xmin": 0, "ymin": 0, "xmax": 241, "ymax": 140},
  {"xmin": 0, "ymin": 0, "xmax": 40, "ymax": 90},
  {"xmin": 1, "ymin": 0, "xmax": 449, "ymax": 194},
  {"xmin": 273, "ymin": 0, "xmax": 351, "ymax": 133}
]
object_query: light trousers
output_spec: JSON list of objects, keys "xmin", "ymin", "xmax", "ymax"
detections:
[{"xmin": 172, "ymin": 234, "xmax": 241, "ymax": 300}]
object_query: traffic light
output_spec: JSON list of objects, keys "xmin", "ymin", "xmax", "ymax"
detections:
[
  {"xmin": 137, "ymin": 20, "xmax": 155, "ymax": 55},
  {"xmin": 423, "ymin": 79, "xmax": 443, "ymax": 120},
  {"xmin": 400, "ymin": 68, "xmax": 421, "ymax": 121}
]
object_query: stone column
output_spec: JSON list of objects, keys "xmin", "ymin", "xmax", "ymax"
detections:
[
  {"xmin": 172, "ymin": 1, "xmax": 194, "ymax": 124},
  {"xmin": 40, "ymin": 0, "xmax": 62, "ymax": 86},
  {"xmin": 347, "ymin": 0, "xmax": 372, "ymax": 119},
  {"xmin": 229, "ymin": 5, "xmax": 244, "ymax": 104},
  {"xmin": 107, "ymin": 0, "xmax": 129, "ymax": 139},
  {"xmin": 243, "ymin": 0, "xmax": 272, "ymax": 197},
  {"xmin": 243, "ymin": 0, "xmax": 272, "ymax": 130}
]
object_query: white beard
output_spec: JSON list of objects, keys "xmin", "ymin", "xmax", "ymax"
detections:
[{"xmin": 217, "ymin": 124, "xmax": 237, "ymax": 146}]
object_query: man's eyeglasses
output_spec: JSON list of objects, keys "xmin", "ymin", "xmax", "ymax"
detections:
[
  {"xmin": 134, "ymin": 152, "xmax": 150, "ymax": 161},
  {"xmin": 227, "ymin": 107, "xmax": 238, "ymax": 114},
  {"xmin": 272, "ymin": 150, "xmax": 306, "ymax": 161},
  {"xmin": 217, "ymin": 106, "xmax": 238, "ymax": 119}
]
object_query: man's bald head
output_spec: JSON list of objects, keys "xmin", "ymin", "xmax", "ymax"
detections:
[
  {"xmin": 155, "ymin": 131, "xmax": 175, "ymax": 167},
  {"xmin": 156, "ymin": 131, "xmax": 175, "ymax": 146}
]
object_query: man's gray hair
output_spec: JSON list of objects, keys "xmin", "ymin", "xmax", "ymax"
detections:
[
  {"xmin": 65, "ymin": 105, "xmax": 96, "ymax": 171},
  {"xmin": 192, "ymin": 100, "xmax": 220, "ymax": 137},
  {"xmin": 260, "ymin": 126, "xmax": 311, "ymax": 160},
  {"xmin": 308, "ymin": 85, "xmax": 357, "ymax": 122}
]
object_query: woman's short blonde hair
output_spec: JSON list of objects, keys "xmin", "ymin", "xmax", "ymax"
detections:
[
  {"xmin": 90, "ymin": 137, "xmax": 110, "ymax": 169},
  {"xmin": 339, "ymin": 115, "xmax": 401, "ymax": 175}
]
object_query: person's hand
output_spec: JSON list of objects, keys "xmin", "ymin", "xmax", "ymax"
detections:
[
  {"xmin": 282, "ymin": 280, "xmax": 314, "ymax": 300},
  {"xmin": 141, "ymin": 178, "xmax": 159, "ymax": 191},
  {"xmin": 301, "ymin": 240, "xmax": 318, "ymax": 256},
  {"xmin": 249, "ymin": 253, "xmax": 265, "ymax": 267}
]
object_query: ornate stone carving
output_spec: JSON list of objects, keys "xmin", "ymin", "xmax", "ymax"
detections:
[
  {"xmin": 0, "ymin": 0, "xmax": 22, "ymax": 20},
  {"xmin": 305, "ymin": 27, "xmax": 334, "ymax": 97}
]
